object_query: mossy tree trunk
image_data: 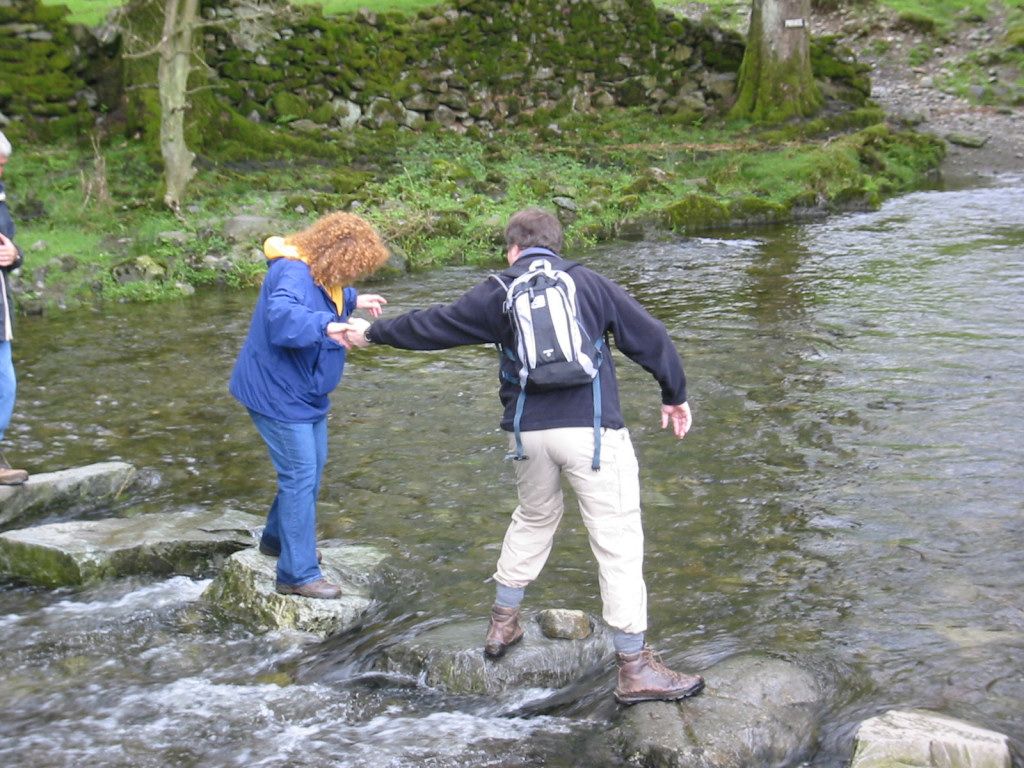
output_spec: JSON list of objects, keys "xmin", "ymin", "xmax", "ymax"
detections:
[
  {"xmin": 156, "ymin": 0, "xmax": 199, "ymax": 213},
  {"xmin": 730, "ymin": 0, "xmax": 821, "ymax": 122}
]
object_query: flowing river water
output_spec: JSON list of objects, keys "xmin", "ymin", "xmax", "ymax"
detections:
[{"xmin": 1, "ymin": 176, "xmax": 1022, "ymax": 767}]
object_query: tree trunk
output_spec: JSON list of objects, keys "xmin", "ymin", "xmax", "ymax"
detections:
[
  {"xmin": 730, "ymin": 0, "xmax": 821, "ymax": 122},
  {"xmin": 156, "ymin": 0, "xmax": 198, "ymax": 213}
]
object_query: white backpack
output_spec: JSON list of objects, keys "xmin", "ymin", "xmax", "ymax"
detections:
[{"xmin": 494, "ymin": 259, "xmax": 605, "ymax": 469}]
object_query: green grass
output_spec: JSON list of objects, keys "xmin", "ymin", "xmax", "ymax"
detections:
[
  {"xmin": 15, "ymin": 0, "xmax": 950, "ymax": 307},
  {"xmin": 885, "ymin": 0, "xmax": 990, "ymax": 27},
  {"xmin": 8, "ymin": 103, "xmax": 943, "ymax": 309}
]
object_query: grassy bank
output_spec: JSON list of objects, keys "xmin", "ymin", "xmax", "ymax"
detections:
[{"xmin": 10, "ymin": 106, "xmax": 944, "ymax": 310}]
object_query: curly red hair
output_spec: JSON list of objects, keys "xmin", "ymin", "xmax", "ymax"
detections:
[{"xmin": 285, "ymin": 212, "xmax": 390, "ymax": 288}]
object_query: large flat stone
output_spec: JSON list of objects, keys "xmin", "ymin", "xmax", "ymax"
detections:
[
  {"xmin": 0, "ymin": 508, "xmax": 260, "ymax": 588},
  {"xmin": 614, "ymin": 653, "xmax": 825, "ymax": 768},
  {"xmin": 378, "ymin": 612, "xmax": 613, "ymax": 695},
  {"xmin": 0, "ymin": 461, "xmax": 138, "ymax": 530},
  {"xmin": 202, "ymin": 545, "xmax": 395, "ymax": 638},
  {"xmin": 850, "ymin": 709, "xmax": 1012, "ymax": 768}
]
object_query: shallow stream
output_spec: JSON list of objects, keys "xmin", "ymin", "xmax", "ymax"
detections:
[{"xmin": 2, "ymin": 176, "xmax": 1022, "ymax": 766}]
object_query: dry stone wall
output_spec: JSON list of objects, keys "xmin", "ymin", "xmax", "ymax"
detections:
[
  {"xmin": 202, "ymin": 0, "xmax": 748, "ymax": 134},
  {"xmin": 2, "ymin": 0, "xmax": 869, "ymax": 139},
  {"xmin": 0, "ymin": 0, "xmax": 90, "ymax": 132}
]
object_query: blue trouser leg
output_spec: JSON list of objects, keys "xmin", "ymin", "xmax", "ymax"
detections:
[
  {"xmin": 248, "ymin": 409, "xmax": 325, "ymax": 587},
  {"xmin": 261, "ymin": 494, "xmax": 283, "ymax": 553},
  {"xmin": 259, "ymin": 418, "xmax": 327, "ymax": 556},
  {"xmin": 0, "ymin": 341, "xmax": 15, "ymax": 444}
]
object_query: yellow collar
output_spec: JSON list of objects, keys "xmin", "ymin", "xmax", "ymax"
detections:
[{"xmin": 264, "ymin": 236, "xmax": 344, "ymax": 315}]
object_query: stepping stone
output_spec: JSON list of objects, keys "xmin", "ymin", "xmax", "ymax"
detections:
[
  {"xmin": 851, "ymin": 709, "xmax": 1012, "ymax": 768},
  {"xmin": 0, "ymin": 461, "xmax": 138, "ymax": 530},
  {"xmin": 0, "ymin": 507, "xmax": 260, "ymax": 588},
  {"xmin": 202, "ymin": 545, "xmax": 394, "ymax": 638},
  {"xmin": 378, "ymin": 611, "xmax": 613, "ymax": 695},
  {"xmin": 614, "ymin": 653, "xmax": 825, "ymax": 768}
]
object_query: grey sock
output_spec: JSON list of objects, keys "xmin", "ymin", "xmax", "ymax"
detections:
[
  {"xmin": 494, "ymin": 584, "xmax": 525, "ymax": 609},
  {"xmin": 613, "ymin": 631, "xmax": 645, "ymax": 654}
]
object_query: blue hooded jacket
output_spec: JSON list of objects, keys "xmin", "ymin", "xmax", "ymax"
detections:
[{"xmin": 229, "ymin": 258, "xmax": 357, "ymax": 422}]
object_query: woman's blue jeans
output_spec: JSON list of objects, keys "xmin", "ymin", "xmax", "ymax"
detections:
[
  {"xmin": 0, "ymin": 341, "xmax": 16, "ymax": 444},
  {"xmin": 248, "ymin": 409, "xmax": 327, "ymax": 587}
]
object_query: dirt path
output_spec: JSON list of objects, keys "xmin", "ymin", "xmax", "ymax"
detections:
[
  {"xmin": 672, "ymin": 2, "xmax": 1023, "ymax": 180},
  {"xmin": 814, "ymin": 6, "xmax": 1024, "ymax": 181}
]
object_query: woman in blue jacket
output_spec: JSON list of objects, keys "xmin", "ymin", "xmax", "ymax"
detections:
[{"xmin": 230, "ymin": 212, "xmax": 389, "ymax": 599}]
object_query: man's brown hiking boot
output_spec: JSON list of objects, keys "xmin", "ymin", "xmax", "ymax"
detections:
[
  {"xmin": 0, "ymin": 452, "xmax": 28, "ymax": 485},
  {"xmin": 483, "ymin": 604, "xmax": 524, "ymax": 659},
  {"xmin": 614, "ymin": 647, "xmax": 705, "ymax": 704}
]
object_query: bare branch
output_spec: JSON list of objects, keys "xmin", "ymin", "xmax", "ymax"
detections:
[
  {"xmin": 184, "ymin": 83, "xmax": 227, "ymax": 96},
  {"xmin": 122, "ymin": 37, "xmax": 170, "ymax": 60}
]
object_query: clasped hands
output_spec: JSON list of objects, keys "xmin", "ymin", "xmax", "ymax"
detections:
[
  {"xmin": 0, "ymin": 233, "xmax": 18, "ymax": 268},
  {"xmin": 325, "ymin": 293, "xmax": 384, "ymax": 350},
  {"xmin": 327, "ymin": 317, "xmax": 371, "ymax": 349}
]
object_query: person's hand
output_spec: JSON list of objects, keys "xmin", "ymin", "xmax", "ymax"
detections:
[
  {"xmin": 356, "ymin": 293, "xmax": 387, "ymax": 317},
  {"xmin": 660, "ymin": 401, "xmax": 692, "ymax": 439},
  {"xmin": 328, "ymin": 318, "xmax": 371, "ymax": 349},
  {"xmin": 0, "ymin": 234, "xmax": 18, "ymax": 267},
  {"xmin": 326, "ymin": 322, "xmax": 347, "ymax": 346}
]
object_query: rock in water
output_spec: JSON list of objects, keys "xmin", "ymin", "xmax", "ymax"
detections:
[
  {"xmin": 0, "ymin": 507, "xmax": 260, "ymax": 587},
  {"xmin": 379, "ymin": 612, "xmax": 613, "ymax": 695},
  {"xmin": 202, "ymin": 544, "xmax": 395, "ymax": 638},
  {"xmin": 0, "ymin": 461, "xmax": 138, "ymax": 530},
  {"xmin": 850, "ymin": 709, "xmax": 1012, "ymax": 768},
  {"xmin": 614, "ymin": 653, "xmax": 825, "ymax": 768}
]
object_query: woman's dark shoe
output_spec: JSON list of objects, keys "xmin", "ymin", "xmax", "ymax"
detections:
[
  {"xmin": 483, "ymin": 604, "xmax": 524, "ymax": 658},
  {"xmin": 274, "ymin": 578, "xmax": 342, "ymax": 599},
  {"xmin": 0, "ymin": 452, "xmax": 28, "ymax": 485},
  {"xmin": 258, "ymin": 541, "xmax": 322, "ymax": 564}
]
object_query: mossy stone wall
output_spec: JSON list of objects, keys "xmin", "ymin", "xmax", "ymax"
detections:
[
  {"xmin": 2, "ymin": 0, "xmax": 870, "ymax": 141},
  {"xmin": 202, "ymin": 0, "xmax": 748, "ymax": 132},
  {"xmin": 0, "ymin": 0, "xmax": 120, "ymax": 140}
]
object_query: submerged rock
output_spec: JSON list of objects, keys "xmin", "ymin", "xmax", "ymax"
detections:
[
  {"xmin": 0, "ymin": 508, "xmax": 259, "ymax": 588},
  {"xmin": 850, "ymin": 709, "xmax": 1012, "ymax": 768},
  {"xmin": 613, "ymin": 653, "xmax": 825, "ymax": 768},
  {"xmin": 379, "ymin": 611, "xmax": 613, "ymax": 695},
  {"xmin": 0, "ymin": 461, "xmax": 138, "ymax": 530},
  {"xmin": 202, "ymin": 545, "xmax": 394, "ymax": 638}
]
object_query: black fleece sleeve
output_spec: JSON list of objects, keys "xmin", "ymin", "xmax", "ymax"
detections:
[
  {"xmin": 602, "ymin": 278, "xmax": 687, "ymax": 405},
  {"xmin": 368, "ymin": 279, "xmax": 505, "ymax": 350}
]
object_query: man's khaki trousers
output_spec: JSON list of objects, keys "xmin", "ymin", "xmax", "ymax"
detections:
[{"xmin": 495, "ymin": 426, "xmax": 648, "ymax": 634}]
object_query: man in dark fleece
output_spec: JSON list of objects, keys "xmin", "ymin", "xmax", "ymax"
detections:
[{"xmin": 341, "ymin": 208, "xmax": 704, "ymax": 704}]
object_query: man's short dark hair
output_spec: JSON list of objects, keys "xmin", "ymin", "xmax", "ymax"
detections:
[{"xmin": 504, "ymin": 208, "xmax": 564, "ymax": 253}]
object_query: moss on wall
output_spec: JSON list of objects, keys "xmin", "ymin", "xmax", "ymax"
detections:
[
  {"xmin": 5, "ymin": 0, "xmax": 874, "ymax": 151},
  {"xmin": 0, "ymin": 0, "xmax": 92, "ymax": 139}
]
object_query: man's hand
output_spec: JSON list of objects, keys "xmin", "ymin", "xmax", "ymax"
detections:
[
  {"xmin": 328, "ymin": 318, "xmax": 371, "ymax": 349},
  {"xmin": 660, "ymin": 401, "xmax": 692, "ymax": 439},
  {"xmin": 356, "ymin": 293, "xmax": 387, "ymax": 317},
  {"xmin": 0, "ymin": 233, "xmax": 18, "ymax": 268}
]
